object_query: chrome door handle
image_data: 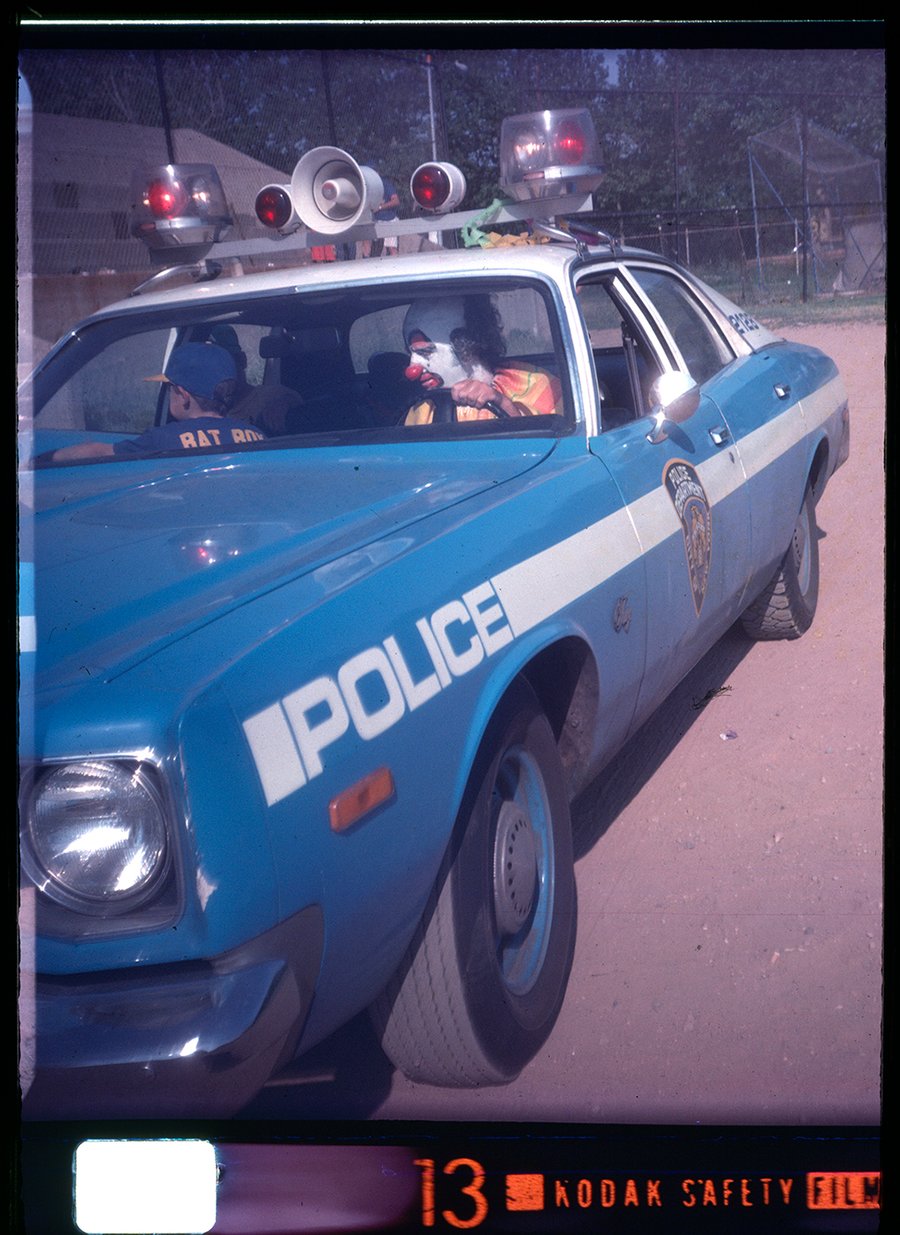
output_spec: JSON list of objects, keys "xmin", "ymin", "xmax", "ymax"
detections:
[{"xmin": 709, "ymin": 425, "xmax": 731, "ymax": 446}]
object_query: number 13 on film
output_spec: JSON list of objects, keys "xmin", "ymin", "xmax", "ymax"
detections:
[{"xmin": 416, "ymin": 1158, "xmax": 490, "ymax": 1228}]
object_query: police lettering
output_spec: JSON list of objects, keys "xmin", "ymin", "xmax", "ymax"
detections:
[
  {"xmin": 727, "ymin": 310, "xmax": 760, "ymax": 335},
  {"xmin": 243, "ymin": 581, "xmax": 514, "ymax": 803}
]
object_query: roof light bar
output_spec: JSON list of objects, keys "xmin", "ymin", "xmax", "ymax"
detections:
[
  {"xmin": 499, "ymin": 109, "xmax": 603, "ymax": 201},
  {"xmin": 130, "ymin": 164, "xmax": 232, "ymax": 253}
]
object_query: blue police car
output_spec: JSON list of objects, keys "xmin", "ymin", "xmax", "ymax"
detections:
[{"xmin": 18, "ymin": 113, "xmax": 849, "ymax": 1117}]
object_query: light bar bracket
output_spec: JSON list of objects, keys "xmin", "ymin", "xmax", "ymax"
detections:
[
  {"xmin": 191, "ymin": 192, "xmax": 593, "ymax": 263},
  {"xmin": 128, "ymin": 193, "xmax": 606, "ymax": 290}
]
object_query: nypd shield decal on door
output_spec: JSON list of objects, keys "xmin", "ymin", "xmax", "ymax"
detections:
[{"xmin": 663, "ymin": 458, "xmax": 712, "ymax": 616}]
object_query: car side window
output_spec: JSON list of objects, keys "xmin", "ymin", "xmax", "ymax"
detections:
[
  {"xmin": 349, "ymin": 283, "xmax": 571, "ymax": 431},
  {"xmin": 38, "ymin": 328, "xmax": 173, "ymax": 434},
  {"xmin": 492, "ymin": 286, "xmax": 557, "ymax": 362},
  {"xmin": 349, "ymin": 305, "xmax": 409, "ymax": 374},
  {"xmin": 628, "ymin": 268, "xmax": 733, "ymax": 386}
]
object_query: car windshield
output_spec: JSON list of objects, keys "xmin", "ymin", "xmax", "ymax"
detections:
[{"xmin": 24, "ymin": 278, "xmax": 574, "ymax": 465}]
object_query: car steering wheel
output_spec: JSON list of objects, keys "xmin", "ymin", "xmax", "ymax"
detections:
[{"xmin": 429, "ymin": 389, "xmax": 511, "ymax": 423}]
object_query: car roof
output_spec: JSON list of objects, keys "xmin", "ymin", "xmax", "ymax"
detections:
[{"xmin": 85, "ymin": 241, "xmax": 679, "ymax": 320}]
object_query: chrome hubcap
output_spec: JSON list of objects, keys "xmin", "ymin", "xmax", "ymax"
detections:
[
  {"xmin": 493, "ymin": 800, "xmax": 538, "ymax": 937},
  {"xmin": 793, "ymin": 504, "xmax": 811, "ymax": 595}
]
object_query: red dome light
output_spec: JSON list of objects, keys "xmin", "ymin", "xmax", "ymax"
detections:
[
  {"xmin": 409, "ymin": 162, "xmax": 466, "ymax": 213},
  {"xmin": 255, "ymin": 185, "xmax": 295, "ymax": 230},
  {"xmin": 411, "ymin": 165, "xmax": 451, "ymax": 210},
  {"xmin": 147, "ymin": 178, "xmax": 188, "ymax": 219},
  {"xmin": 553, "ymin": 120, "xmax": 587, "ymax": 166}
]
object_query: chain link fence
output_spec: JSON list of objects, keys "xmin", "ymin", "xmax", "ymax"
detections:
[{"xmin": 584, "ymin": 201, "xmax": 885, "ymax": 305}]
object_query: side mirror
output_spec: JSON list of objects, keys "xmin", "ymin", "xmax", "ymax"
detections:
[{"xmin": 646, "ymin": 371, "xmax": 700, "ymax": 443}]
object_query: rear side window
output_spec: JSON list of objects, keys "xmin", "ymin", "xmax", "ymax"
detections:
[
  {"xmin": 574, "ymin": 275, "xmax": 664, "ymax": 430},
  {"xmin": 628, "ymin": 268, "xmax": 733, "ymax": 386}
]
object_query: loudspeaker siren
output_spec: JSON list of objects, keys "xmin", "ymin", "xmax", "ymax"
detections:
[
  {"xmin": 290, "ymin": 146, "xmax": 384, "ymax": 236},
  {"xmin": 313, "ymin": 173, "xmax": 361, "ymax": 216},
  {"xmin": 360, "ymin": 165, "xmax": 385, "ymax": 205}
]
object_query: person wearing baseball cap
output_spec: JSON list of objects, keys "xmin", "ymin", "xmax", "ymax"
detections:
[
  {"xmin": 50, "ymin": 343, "xmax": 268, "ymax": 462},
  {"xmin": 145, "ymin": 341, "xmax": 238, "ymax": 407}
]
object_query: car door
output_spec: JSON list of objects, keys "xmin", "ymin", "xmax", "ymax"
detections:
[
  {"xmin": 574, "ymin": 264, "xmax": 752, "ymax": 722},
  {"xmin": 684, "ymin": 338, "xmax": 814, "ymax": 593},
  {"xmin": 622, "ymin": 263, "xmax": 755, "ymax": 614}
]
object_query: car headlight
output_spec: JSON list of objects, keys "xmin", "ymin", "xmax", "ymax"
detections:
[{"xmin": 22, "ymin": 760, "xmax": 169, "ymax": 914}]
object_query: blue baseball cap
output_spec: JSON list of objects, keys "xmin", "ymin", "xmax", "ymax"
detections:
[{"xmin": 146, "ymin": 343, "xmax": 237, "ymax": 399}]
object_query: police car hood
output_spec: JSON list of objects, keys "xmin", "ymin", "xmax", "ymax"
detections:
[{"xmin": 26, "ymin": 440, "xmax": 555, "ymax": 685}]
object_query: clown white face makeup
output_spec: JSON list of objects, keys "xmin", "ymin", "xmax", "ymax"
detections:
[{"xmin": 403, "ymin": 300, "xmax": 491, "ymax": 390}]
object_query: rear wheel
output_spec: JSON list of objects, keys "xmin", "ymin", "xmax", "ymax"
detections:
[
  {"xmin": 371, "ymin": 680, "xmax": 576, "ymax": 1086},
  {"xmin": 741, "ymin": 486, "xmax": 819, "ymax": 640}
]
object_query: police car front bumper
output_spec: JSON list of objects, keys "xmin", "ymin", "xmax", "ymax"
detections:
[{"xmin": 22, "ymin": 905, "xmax": 323, "ymax": 1119}]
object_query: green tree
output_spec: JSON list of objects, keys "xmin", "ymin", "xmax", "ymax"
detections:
[
  {"xmin": 606, "ymin": 47, "xmax": 884, "ymax": 215},
  {"xmin": 19, "ymin": 45, "xmax": 883, "ymax": 218}
]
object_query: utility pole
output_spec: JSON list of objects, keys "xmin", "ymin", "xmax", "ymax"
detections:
[
  {"xmin": 425, "ymin": 53, "xmax": 438, "ymax": 160},
  {"xmin": 800, "ymin": 110, "xmax": 810, "ymax": 303},
  {"xmin": 154, "ymin": 51, "xmax": 176, "ymax": 164},
  {"xmin": 320, "ymin": 50, "xmax": 339, "ymax": 146},
  {"xmin": 673, "ymin": 51, "xmax": 682, "ymax": 264}
]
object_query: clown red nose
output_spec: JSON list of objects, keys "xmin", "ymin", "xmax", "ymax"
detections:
[{"xmin": 403, "ymin": 300, "xmax": 485, "ymax": 392}]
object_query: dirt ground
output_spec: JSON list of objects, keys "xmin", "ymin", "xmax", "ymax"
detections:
[{"xmin": 247, "ymin": 318, "xmax": 885, "ymax": 1127}]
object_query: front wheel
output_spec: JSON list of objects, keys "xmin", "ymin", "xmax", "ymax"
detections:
[
  {"xmin": 371, "ymin": 680, "xmax": 576, "ymax": 1086},
  {"xmin": 741, "ymin": 485, "xmax": 820, "ymax": 640}
]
